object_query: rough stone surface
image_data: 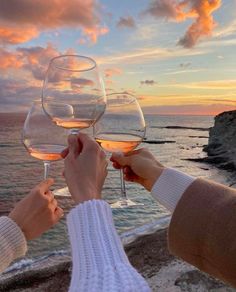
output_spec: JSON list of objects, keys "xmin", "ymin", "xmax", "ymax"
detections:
[
  {"xmin": 203, "ymin": 110, "xmax": 236, "ymax": 171},
  {"xmin": 0, "ymin": 229, "xmax": 235, "ymax": 291}
]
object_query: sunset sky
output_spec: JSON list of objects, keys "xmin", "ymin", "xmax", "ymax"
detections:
[{"xmin": 0, "ymin": 0, "xmax": 235, "ymax": 115}]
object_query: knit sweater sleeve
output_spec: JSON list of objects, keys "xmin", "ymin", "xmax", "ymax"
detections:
[
  {"xmin": 0, "ymin": 216, "xmax": 27, "ymax": 273},
  {"xmin": 151, "ymin": 168, "xmax": 196, "ymax": 213},
  {"xmin": 67, "ymin": 200, "xmax": 150, "ymax": 292}
]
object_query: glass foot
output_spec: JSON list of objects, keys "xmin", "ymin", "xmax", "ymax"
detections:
[{"xmin": 110, "ymin": 199, "xmax": 144, "ymax": 209}]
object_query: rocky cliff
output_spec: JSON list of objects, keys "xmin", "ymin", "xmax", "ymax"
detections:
[{"xmin": 204, "ymin": 110, "xmax": 236, "ymax": 171}]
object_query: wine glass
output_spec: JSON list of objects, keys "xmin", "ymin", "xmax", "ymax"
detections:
[
  {"xmin": 42, "ymin": 55, "xmax": 106, "ymax": 134},
  {"xmin": 22, "ymin": 100, "xmax": 69, "ymax": 179},
  {"xmin": 94, "ymin": 93, "xmax": 146, "ymax": 208}
]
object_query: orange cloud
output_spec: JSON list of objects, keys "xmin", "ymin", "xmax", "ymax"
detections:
[
  {"xmin": 178, "ymin": 0, "xmax": 221, "ymax": 48},
  {"xmin": 0, "ymin": 25, "xmax": 39, "ymax": 45},
  {"xmin": 0, "ymin": 48, "xmax": 23, "ymax": 69},
  {"xmin": 143, "ymin": 0, "xmax": 222, "ymax": 47},
  {"xmin": 104, "ymin": 67, "xmax": 122, "ymax": 78},
  {"xmin": 0, "ymin": 0, "xmax": 108, "ymax": 45},
  {"xmin": 81, "ymin": 26, "xmax": 109, "ymax": 44}
]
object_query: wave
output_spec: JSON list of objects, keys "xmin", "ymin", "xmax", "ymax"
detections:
[
  {"xmin": 4, "ymin": 250, "xmax": 70, "ymax": 275},
  {"xmin": 2, "ymin": 215, "xmax": 170, "ymax": 277}
]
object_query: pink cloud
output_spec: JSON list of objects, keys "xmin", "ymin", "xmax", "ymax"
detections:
[
  {"xmin": 104, "ymin": 67, "xmax": 122, "ymax": 78},
  {"xmin": 0, "ymin": 0, "xmax": 108, "ymax": 45},
  {"xmin": 143, "ymin": 0, "xmax": 222, "ymax": 47},
  {"xmin": 0, "ymin": 48, "xmax": 23, "ymax": 69}
]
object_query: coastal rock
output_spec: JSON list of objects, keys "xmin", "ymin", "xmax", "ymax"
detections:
[
  {"xmin": 203, "ymin": 110, "xmax": 236, "ymax": 171},
  {"xmin": 0, "ymin": 229, "xmax": 234, "ymax": 292}
]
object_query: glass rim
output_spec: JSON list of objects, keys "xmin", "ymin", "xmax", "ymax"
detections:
[
  {"xmin": 49, "ymin": 54, "xmax": 97, "ymax": 72},
  {"xmin": 105, "ymin": 92, "xmax": 138, "ymax": 106}
]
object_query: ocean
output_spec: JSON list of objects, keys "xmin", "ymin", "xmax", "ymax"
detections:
[{"xmin": 0, "ymin": 113, "xmax": 234, "ymax": 270}]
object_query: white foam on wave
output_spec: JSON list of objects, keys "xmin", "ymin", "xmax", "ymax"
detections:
[
  {"xmin": 3, "ymin": 215, "xmax": 170, "ymax": 276},
  {"xmin": 4, "ymin": 250, "xmax": 70, "ymax": 275}
]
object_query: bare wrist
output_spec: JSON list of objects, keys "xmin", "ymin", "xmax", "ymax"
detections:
[
  {"xmin": 70, "ymin": 190, "xmax": 101, "ymax": 205},
  {"xmin": 149, "ymin": 166, "xmax": 165, "ymax": 190}
]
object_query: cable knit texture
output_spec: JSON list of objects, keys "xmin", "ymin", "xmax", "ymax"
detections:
[
  {"xmin": 67, "ymin": 200, "xmax": 150, "ymax": 292},
  {"xmin": 0, "ymin": 216, "xmax": 27, "ymax": 273},
  {"xmin": 151, "ymin": 168, "xmax": 196, "ymax": 213}
]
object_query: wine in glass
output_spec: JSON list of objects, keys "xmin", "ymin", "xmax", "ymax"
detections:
[
  {"xmin": 94, "ymin": 93, "xmax": 146, "ymax": 208},
  {"xmin": 22, "ymin": 100, "xmax": 69, "ymax": 179},
  {"xmin": 42, "ymin": 55, "xmax": 106, "ymax": 134}
]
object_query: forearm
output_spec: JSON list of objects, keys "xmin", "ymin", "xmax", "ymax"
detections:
[
  {"xmin": 67, "ymin": 200, "xmax": 150, "ymax": 292},
  {"xmin": 151, "ymin": 168, "xmax": 195, "ymax": 212},
  {"xmin": 168, "ymin": 178, "xmax": 236, "ymax": 287},
  {"xmin": 0, "ymin": 216, "xmax": 27, "ymax": 273}
]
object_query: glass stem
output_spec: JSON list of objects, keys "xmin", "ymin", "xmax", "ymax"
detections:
[
  {"xmin": 120, "ymin": 169, "xmax": 128, "ymax": 200},
  {"xmin": 70, "ymin": 129, "xmax": 79, "ymax": 135},
  {"xmin": 44, "ymin": 161, "xmax": 50, "ymax": 180}
]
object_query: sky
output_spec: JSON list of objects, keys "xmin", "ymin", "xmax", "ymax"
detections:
[{"xmin": 0, "ymin": 0, "xmax": 235, "ymax": 116}]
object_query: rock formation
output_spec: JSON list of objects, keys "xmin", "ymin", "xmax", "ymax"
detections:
[{"xmin": 203, "ymin": 110, "xmax": 236, "ymax": 171}]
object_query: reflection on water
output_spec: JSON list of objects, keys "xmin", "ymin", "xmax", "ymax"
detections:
[{"xmin": 0, "ymin": 113, "xmax": 234, "ymax": 259}]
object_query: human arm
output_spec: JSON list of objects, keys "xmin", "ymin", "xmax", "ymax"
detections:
[
  {"xmin": 111, "ymin": 149, "xmax": 195, "ymax": 213},
  {"xmin": 64, "ymin": 134, "xmax": 151, "ymax": 292},
  {"xmin": 0, "ymin": 179, "xmax": 63, "ymax": 273},
  {"xmin": 111, "ymin": 149, "xmax": 236, "ymax": 287}
]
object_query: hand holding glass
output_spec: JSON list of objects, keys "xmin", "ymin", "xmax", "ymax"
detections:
[{"xmin": 94, "ymin": 93, "xmax": 146, "ymax": 208}]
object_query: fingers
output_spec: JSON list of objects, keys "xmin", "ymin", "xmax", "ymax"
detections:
[
  {"xmin": 123, "ymin": 166, "xmax": 139, "ymax": 182},
  {"xmin": 37, "ymin": 178, "xmax": 54, "ymax": 194},
  {"xmin": 68, "ymin": 134, "xmax": 81, "ymax": 157},
  {"xmin": 112, "ymin": 161, "xmax": 121, "ymax": 169},
  {"xmin": 110, "ymin": 152, "xmax": 132, "ymax": 167},
  {"xmin": 61, "ymin": 147, "xmax": 69, "ymax": 158},
  {"xmin": 78, "ymin": 133, "xmax": 98, "ymax": 153}
]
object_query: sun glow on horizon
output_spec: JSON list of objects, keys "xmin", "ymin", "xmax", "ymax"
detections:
[{"xmin": 0, "ymin": 0, "xmax": 235, "ymax": 116}]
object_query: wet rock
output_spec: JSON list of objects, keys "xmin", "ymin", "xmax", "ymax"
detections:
[
  {"xmin": 0, "ymin": 229, "xmax": 234, "ymax": 291},
  {"xmin": 203, "ymin": 110, "xmax": 236, "ymax": 171}
]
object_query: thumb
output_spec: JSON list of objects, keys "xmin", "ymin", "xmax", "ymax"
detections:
[{"xmin": 111, "ymin": 152, "xmax": 132, "ymax": 167}]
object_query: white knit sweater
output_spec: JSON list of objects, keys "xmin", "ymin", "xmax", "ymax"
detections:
[
  {"xmin": 67, "ymin": 168, "xmax": 195, "ymax": 291},
  {"xmin": 0, "ymin": 168, "xmax": 195, "ymax": 292},
  {"xmin": 0, "ymin": 216, "xmax": 27, "ymax": 273}
]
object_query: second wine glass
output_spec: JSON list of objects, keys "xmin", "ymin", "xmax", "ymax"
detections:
[
  {"xmin": 94, "ymin": 93, "xmax": 146, "ymax": 208},
  {"xmin": 42, "ymin": 55, "xmax": 106, "ymax": 134},
  {"xmin": 22, "ymin": 101, "xmax": 69, "ymax": 179}
]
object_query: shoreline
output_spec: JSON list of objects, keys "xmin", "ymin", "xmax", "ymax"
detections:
[{"xmin": 0, "ymin": 218, "xmax": 234, "ymax": 291}]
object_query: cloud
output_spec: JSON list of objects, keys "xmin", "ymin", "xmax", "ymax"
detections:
[
  {"xmin": 0, "ymin": 48, "xmax": 23, "ymax": 69},
  {"xmin": 140, "ymin": 80, "xmax": 157, "ymax": 86},
  {"xmin": 0, "ymin": 44, "xmax": 78, "ymax": 82},
  {"xmin": 143, "ymin": 0, "xmax": 222, "ymax": 48},
  {"xmin": 142, "ymin": 103, "xmax": 235, "ymax": 116},
  {"xmin": 97, "ymin": 46, "xmax": 207, "ymax": 65},
  {"xmin": 0, "ymin": 25, "xmax": 39, "ymax": 45},
  {"xmin": 79, "ymin": 26, "xmax": 109, "ymax": 44},
  {"xmin": 17, "ymin": 44, "xmax": 62, "ymax": 80},
  {"xmin": 0, "ymin": 77, "xmax": 41, "ymax": 112},
  {"xmin": 0, "ymin": 0, "xmax": 108, "ymax": 45},
  {"xmin": 117, "ymin": 16, "xmax": 136, "ymax": 29},
  {"xmin": 169, "ymin": 79, "xmax": 236, "ymax": 90},
  {"xmin": 104, "ymin": 67, "xmax": 122, "ymax": 78},
  {"xmin": 180, "ymin": 62, "xmax": 191, "ymax": 68},
  {"xmin": 143, "ymin": 0, "xmax": 190, "ymax": 21},
  {"xmin": 71, "ymin": 78, "xmax": 94, "ymax": 87}
]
